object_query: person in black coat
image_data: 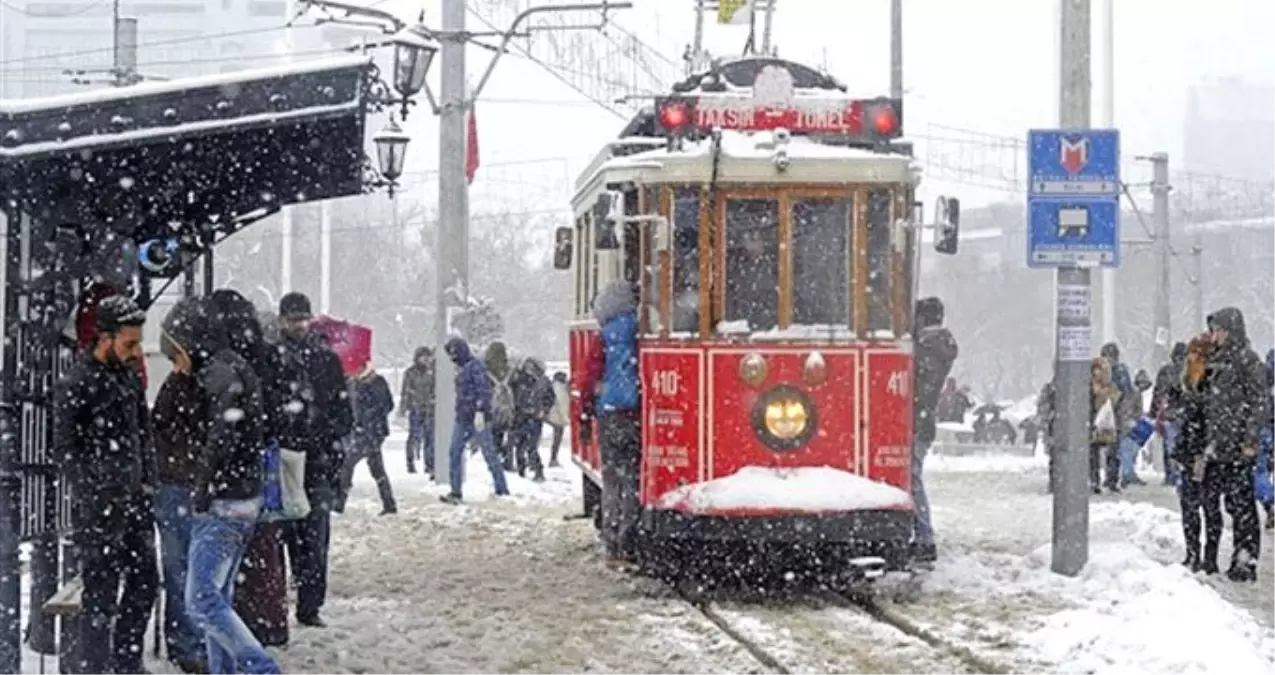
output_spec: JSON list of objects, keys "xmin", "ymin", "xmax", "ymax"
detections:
[
  {"xmin": 275, "ymin": 292, "xmax": 352, "ymax": 627},
  {"xmin": 911, "ymin": 297, "xmax": 958, "ymax": 564},
  {"xmin": 209, "ymin": 289, "xmax": 291, "ymax": 648},
  {"xmin": 54, "ymin": 295, "xmax": 158, "ymax": 675},
  {"xmin": 160, "ymin": 295, "xmax": 280, "ymax": 674},
  {"xmin": 510, "ymin": 357, "xmax": 555, "ymax": 482},
  {"xmin": 337, "ymin": 361, "xmax": 397, "ymax": 514}
]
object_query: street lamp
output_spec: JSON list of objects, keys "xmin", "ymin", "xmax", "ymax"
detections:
[
  {"xmin": 389, "ymin": 24, "xmax": 437, "ymax": 118},
  {"xmin": 372, "ymin": 116, "xmax": 410, "ymax": 195}
]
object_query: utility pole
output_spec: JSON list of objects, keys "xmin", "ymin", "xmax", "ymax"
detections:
[
  {"xmin": 1051, "ymin": 0, "xmax": 1092, "ymax": 577},
  {"xmin": 689, "ymin": 0, "xmax": 705, "ymax": 75},
  {"xmin": 1098, "ymin": 0, "xmax": 1116, "ymax": 351},
  {"xmin": 280, "ymin": 0, "xmax": 297, "ymax": 298},
  {"xmin": 432, "ymin": 0, "xmax": 467, "ymax": 487},
  {"xmin": 759, "ymin": 0, "xmax": 775, "ymax": 56},
  {"xmin": 890, "ymin": 0, "xmax": 902, "ymax": 100},
  {"xmin": 1149, "ymin": 152, "xmax": 1171, "ymax": 367}
]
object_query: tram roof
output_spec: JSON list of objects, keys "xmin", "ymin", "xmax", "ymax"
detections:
[{"xmin": 572, "ymin": 131, "xmax": 916, "ymax": 211}]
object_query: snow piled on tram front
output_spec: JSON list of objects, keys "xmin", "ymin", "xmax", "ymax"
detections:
[{"xmin": 656, "ymin": 466, "xmax": 912, "ymax": 514}]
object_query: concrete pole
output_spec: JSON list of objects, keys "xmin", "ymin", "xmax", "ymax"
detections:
[
  {"xmin": 1051, "ymin": 0, "xmax": 1092, "ymax": 577},
  {"xmin": 1150, "ymin": 152, "xmax": 1171, "ymax": 367},
  {"xmin": 890, "ymin": 0, "xmax": 902, "ymax": 100},
  {"xmin": 1098, "ymin": 0, "xmax": 1117, "ymax": 349},
  {"xmin": 319, "ymin": 201, "xmax": 332, "ymax": 314},
  {"xmin": 432, "ymin": 0, "xmax": 468, "ymax": 488},
  {"xmin": 690, "ymin": 0, "xmax": 705, "ymax": 75},
  {"xmin": 760, "ymin": 0, "xmax": 775, "ymax": 56}
]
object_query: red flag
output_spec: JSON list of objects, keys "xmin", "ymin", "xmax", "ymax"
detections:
[{"xmin": 465, "ymin": 105, "xmax": 479, "ymax": 184}]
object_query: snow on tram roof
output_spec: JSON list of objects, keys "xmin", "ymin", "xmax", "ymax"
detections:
[{"xmin": 573, "ymin": 131, "xmax": 915, "ymax": 208}]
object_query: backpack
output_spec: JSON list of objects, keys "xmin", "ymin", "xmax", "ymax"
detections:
[{"xmin": 490, "ymin": 372, "xmax": 515, "ymax": 427}]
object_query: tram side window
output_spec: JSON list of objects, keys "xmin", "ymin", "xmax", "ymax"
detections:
[
  {"xmin": 866, "ymin": 189, "xmax": 893, "ymax": 335},
  {"xmin": 671, "ymin": 188, "xmax": 700, "ymax": 333},
  {"xmin": 724, "ymin": 199, "xmax": 780, "ymax": 332},
  {"xmin": 792, "ymin": 198, "xmax": 852, "ymax": 326}
]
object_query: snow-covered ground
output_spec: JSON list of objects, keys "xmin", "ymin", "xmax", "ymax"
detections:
[{"xmin": 16, "ymin": 440, "xmax": 1274, "ymax": 674}]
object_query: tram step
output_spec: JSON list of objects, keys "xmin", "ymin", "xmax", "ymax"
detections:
[
  {"xmin": 42, "ymin": 575, "xmax": 83, "ymax": 617},
  {"xmin": 848, "ymin": 556, "xmax": 887, "ymax": 579}
]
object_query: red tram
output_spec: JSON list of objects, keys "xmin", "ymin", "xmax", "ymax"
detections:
[{"xmin": 552, "ymin": 57, "xmax": 961, "ymax": 580}]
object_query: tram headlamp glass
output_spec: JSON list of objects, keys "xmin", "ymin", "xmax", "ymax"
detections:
[{"xmin": 764, "ymin": 398, "xmax": 809, "ymax": 440}]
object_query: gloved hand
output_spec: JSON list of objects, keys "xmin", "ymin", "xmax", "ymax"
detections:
[
  {"xmin": 474, "ymin": 412, "xmax": 487, "ymax": 432},
  {"xmin": 1242, "ymin": 445, "xmax": 1259, "ymax": 459}
]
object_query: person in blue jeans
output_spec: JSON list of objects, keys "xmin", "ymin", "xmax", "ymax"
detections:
[
  {"xmin": 440, "ymin": 337, "xmax": 509, "ymax": 504},
  {"xmin": 152, "ymin": 369, "xmax": 210, "ymax": 673},
  {"xmin": 162, "ymin": 296, "xmax": 281, "ymax": 674},
  {"xmin": 1152, "ymin": 342, "xmax": 1188, "ymax": 486}
]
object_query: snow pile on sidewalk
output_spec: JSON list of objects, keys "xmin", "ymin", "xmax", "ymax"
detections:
[
  {"xmin": 655, "ymin": 466, "xmax": 912, "ymax": 514},
  {"xmin": 918, "ymin": 501, "xmax": 1275, "ymax": 674}
]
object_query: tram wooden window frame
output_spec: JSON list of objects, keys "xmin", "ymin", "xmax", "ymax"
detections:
[{"xmin": 712, "ymin": 186, "xmax": 857, "ymax": 335}]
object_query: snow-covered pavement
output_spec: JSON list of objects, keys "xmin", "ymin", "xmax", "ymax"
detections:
[
  {"xmin": 911, "ymin": 451, "xmax": 1275, "ymax": 674},
  {"xmin": 17, "ymin": 441, "xmax": 1275, "ymax": 674}
]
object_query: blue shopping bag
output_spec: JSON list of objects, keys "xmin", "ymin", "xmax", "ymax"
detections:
[
  {"xmin": 1128, "ymin": 416, "xmax": 1156, "ymax": 447},
  {"xmin": 1256, "ymin": 428, "xmax": 1274, "ymax": 506},
  {"xmin": 261, "ymin": 441, "xmax": 284, "ymax": 519}
]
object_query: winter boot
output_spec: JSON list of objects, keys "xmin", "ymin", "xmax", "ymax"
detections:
[
  {"xmin": 533, "ymin": 470, "xmax": 546, "ymax": 483},
  {"xmin": 911, "ymin": 542, "xmax": 938, "ymax": 564},
  {"xmin": 1201, "ymin": 542, "xmax": 1220, "ymax": 575},
  {"xmin": 1226, "ymin": 551, "xmax": 1258, "ymax": 582},
  {"xmin": 1182, "ymin": 546, "xmax": 1201, "ymax": 572},
  {"xmin": 1265, "ymin": 505, "xmax": 1274, "ymax": 530},
  {"xmin": 439, "ymin": 493, "xmax": 462, "ymax": 505}
]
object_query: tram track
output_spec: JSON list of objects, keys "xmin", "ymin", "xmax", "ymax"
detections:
[{"xmin": 674, "ymin": 582, "xmax": 1011, "ymax": 675}]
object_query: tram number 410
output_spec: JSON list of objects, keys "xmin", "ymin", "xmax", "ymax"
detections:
[{"xmin": 651, "ymin": 369, "xmax": 683, "ymax": 398}]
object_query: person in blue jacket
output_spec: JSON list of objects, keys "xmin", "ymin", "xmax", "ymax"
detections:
[
  {"xmin": 592, "ymin": 280, "xmax": 641, "ymax": 568},
  {"xmin": 1260, "ymin": 348, "xmax": 1274, "ymax": 529},
  {"xmin": 440, "ymin": 337, "xmax": 510, "ymax": 503}
]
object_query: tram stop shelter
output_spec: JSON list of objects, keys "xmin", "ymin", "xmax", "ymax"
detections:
[{"xmin": 0, "ymin": 53, "xmax": 381, "ymax": 673}]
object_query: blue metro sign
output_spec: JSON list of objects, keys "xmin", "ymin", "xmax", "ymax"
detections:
[{"xmin": 1026, "ymin": 129, "xmax": 1121, "ymax": 269}]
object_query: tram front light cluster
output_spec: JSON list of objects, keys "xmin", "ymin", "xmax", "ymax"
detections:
[
  {"xmin": 764, "ymin": 397, "xmax": 810, "ymax": 440},
  {"xmin": 739, "ymin": 352, "xmax": 768, "ymax": 388}
]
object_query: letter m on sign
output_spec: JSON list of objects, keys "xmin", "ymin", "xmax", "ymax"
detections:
[{"xmin": 1060, "ymin": 135, "xmax": 1089, "ymax": 175}]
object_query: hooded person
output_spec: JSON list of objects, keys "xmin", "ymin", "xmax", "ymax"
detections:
[
  {"xmin": 547, "ymin": 371, "xmax": 570, "ymax": 468},
  {"xmin": 208, "ymin": 289, "xmax": 292, "ymax": 649},
  {"xmin": 1153, "ymin": 342, "xmax": 1189, "ymax": 485},
  {"xmin": 439, "ymin": 337, "xmax": 510, "ymax": 503},
  {"xmin": 1090, "ymin": 357, "xmax": 1122, "ymax": 493},
  {"xmin": 1101, "ymin": 342, "xmax": 1145, "ymax": 487},
  {"xmin": 160, "ymin": 296, "xmax": 281, "ymax": 675},
  {"xmin": 510, "ymin": 356, "xmax": 554, "ymax": 482},
  {"xmin": 1174, "ymin": 334, "xmax": 1225, "ymax": 573},
  {"xmin": 483, "ymin": 341, "xmax": 517, "ymax": 470},
  {"xmin": 55, "ymin": 294, "xmax": 159, "ymax": 675},
  {"xmin": 399, "ymin": 346, "xmax": 436, "ymax": 474},
  {"xmin": 590, "ymin": 280, "xmax": 641, "ymax": 569},
  {"xmin": 1203, "ymin": 307, "xmax": 1267, "ymax": 581},
  {"xmin": 910, "ymin": 297, "xmax": 958, "ymax": 564}
]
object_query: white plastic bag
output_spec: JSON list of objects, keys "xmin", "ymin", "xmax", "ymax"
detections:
[
  {"xmin": 1143, "ymin": 431, "xmax": 1164, "ymax": 473},
  {"xmin": 1095, "ymin": 400, "xmax": 1117, "ymax": 432},
  {"xmin": 278, "ymin": 447, "xmax": 311, "ymax": 520}
]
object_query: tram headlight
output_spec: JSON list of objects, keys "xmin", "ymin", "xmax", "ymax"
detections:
[
  {"xmin": 751, "ymin": 385, "xmax": 818, "ymax": 451},
  {"xmin": 739, "ymin": 352, "xmax": 768, "ymax": 388},
  {"xmin": 764, "ymin": 398, "xmax": 809, "ymax": 440}
]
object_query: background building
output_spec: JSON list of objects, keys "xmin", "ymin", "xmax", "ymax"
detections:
[{"xmin": 1183, "ymin": 77, "xmax": 1275, "ymax": 183}]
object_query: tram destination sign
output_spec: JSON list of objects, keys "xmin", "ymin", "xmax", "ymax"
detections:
[{"xmin": 655, "ymin": 94, "xmax": 903, "ymax": 138}]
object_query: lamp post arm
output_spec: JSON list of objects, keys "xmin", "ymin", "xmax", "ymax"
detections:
[
  {"xmin": 302, "ymin": 0, "xmax": 405, "ymax": 32},
  {"xmin": 469, "ymin": 1, "xmax": 632, "ymax": 104}
]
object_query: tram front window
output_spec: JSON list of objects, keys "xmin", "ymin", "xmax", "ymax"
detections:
[
  {"xmin": 792, "ymin": 198, "xmax": 852, "ymax": 326},
  {"xmin": 724, "ymin": 199, "xmax": 780, "ymax": 332}
]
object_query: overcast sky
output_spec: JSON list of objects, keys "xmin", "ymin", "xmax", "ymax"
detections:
[{"xmin": 382, "ymin": 0, "xmax": 1273, "ymax": 213}]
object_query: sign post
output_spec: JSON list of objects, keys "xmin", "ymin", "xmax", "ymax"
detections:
[{"xmin": 1030, "ymin": 0, "xmax": 1119, "ymax": 577}]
